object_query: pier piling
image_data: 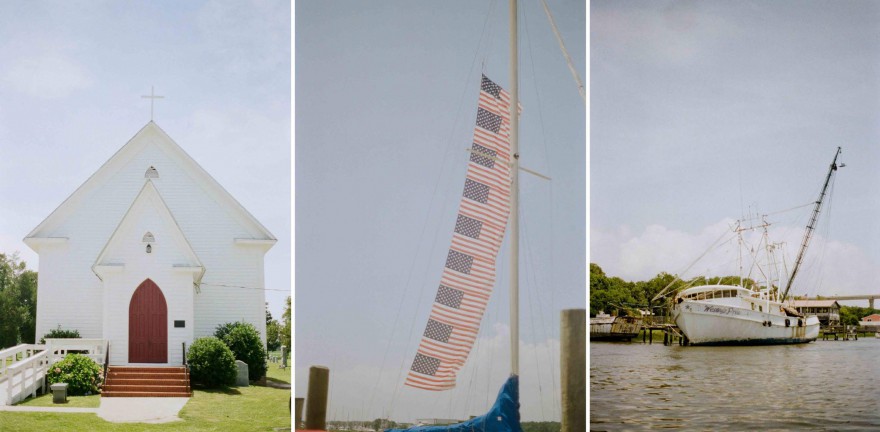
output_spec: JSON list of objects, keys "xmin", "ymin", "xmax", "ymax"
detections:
[
  {"xmin": 561, "ymin": 309, "xmax": 585, "ymax": 432},
  {"xmin": 305, "ymin": 365, "xmax": 330, "ymax": 431},
  {"xmin": 295, "ymin": 397, "xmax": 304, "ymax": 429}
]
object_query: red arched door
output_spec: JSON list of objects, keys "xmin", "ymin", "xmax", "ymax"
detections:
[{"xmin": 129, "ymin": 279, "xmax": 167, "ymax": 363}]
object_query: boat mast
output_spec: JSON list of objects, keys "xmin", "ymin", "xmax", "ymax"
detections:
[
  {"xmin": 508, "ymin": 0, "xmax": 520, "ymax": 377},
  {"xmin": 780, "ymin": 147, "xmax": 842, "ymax": 302}
]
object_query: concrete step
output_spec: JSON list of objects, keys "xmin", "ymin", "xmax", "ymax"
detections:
[{"xmin": 102, "ymin": 391, "xmax": 192, "ymax": 397}]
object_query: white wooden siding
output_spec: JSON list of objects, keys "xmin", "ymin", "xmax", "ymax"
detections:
[{"xmin": 32, "ymin": 124, "xmax": 272, "ymax": 358}]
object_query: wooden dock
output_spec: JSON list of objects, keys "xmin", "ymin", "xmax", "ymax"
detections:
[
  {"xmin": 640, "ymin": 317, "xmax": 689, "ymax": 346},
  {"xmin": 821, "ymin": 325, "xmax": 862, "ymax": 341}
]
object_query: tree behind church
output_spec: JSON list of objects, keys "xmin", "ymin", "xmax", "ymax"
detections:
[
  {"xmin": 0, "ymin": 253, "xmax": 37, "ymax": 348},
  {"xmin": 281, "ymin": 296, "xmax": 291, "ymax": 349}
]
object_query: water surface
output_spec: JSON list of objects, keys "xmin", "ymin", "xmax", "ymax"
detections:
[{"xmin": 591, "ymin": 338, "xmax": 880, "ymax": 431}]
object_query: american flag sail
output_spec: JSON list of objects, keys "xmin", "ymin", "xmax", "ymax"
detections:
[{"xmin": 405, "ymin": 75, "xmax": 515, "ymax": 391}]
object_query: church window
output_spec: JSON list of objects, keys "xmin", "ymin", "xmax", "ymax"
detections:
[
  {"xmin": 143, "ymin": 232, "xmax": 155, "ymax": 242},
  {"xmin": 145, "ymin": 166, "xmax": 159, "ymax": 178},
  {"xmin": 146, "ymin": 244, "xmax": 152, "ymax": 254}
]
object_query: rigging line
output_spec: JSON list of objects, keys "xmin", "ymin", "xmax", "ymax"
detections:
[
  {"xmin": 652, "ymin": 229, "xmax": 736, "ymax": 301},
  {"xmin": 482, "ymin": 250, "xmax": 504, "ymax": 409},
  {"xmin": 812, "ymin": 176, "xmax": 836, "ymax": 295},
  {"xmin": 522, "ymin": 231, "xmax": 547, "ymax": 420},
  {"xmin": 764, "ymin": 201, "xmax": 816, "ymax": 217},
  {"xmin": 378, "ymin": 0, "xmax": 500, "ymax": 414},
  {"xmin": 521, "ymin": 210, "xmax": 560, "ymax": 415},
  {"xmin": 540, "ymin": 0, "xmax": 585, "ymax": 103},
  {"xmin": 460, "ymin": 288, "xmax": 492, "ymax": 419},
  {"xmin": 523, "ymin": 0, "xmax": 554, "ymax": 179},
  {"xmin": 522, "ymin": 0, "xmax": 558, "ymax": 324}
]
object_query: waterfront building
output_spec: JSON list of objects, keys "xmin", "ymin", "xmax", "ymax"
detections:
[
  {"xmin": 789, "ymin": 300, "xmax": 841, "ymax": 326},
  {"xmin": 858, "ymin": 313, "xmax": 880, "ymax": 332}
]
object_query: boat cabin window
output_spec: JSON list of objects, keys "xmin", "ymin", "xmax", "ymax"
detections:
[
  {"xmin": 684, "ymin": 289, "xmax": 741, "ymax": 300},
  {"xmin": 759, "ymin": 305, "xmax": 763, "ymax": 312}
]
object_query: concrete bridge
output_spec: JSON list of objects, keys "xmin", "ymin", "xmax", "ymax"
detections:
[{"xmin": 797, "ymin": 295, "xmax": 880, "ymax": 309}]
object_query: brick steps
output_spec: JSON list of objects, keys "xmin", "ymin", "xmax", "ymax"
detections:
[{"xmin": 102, "ymin": 366, "xmax": 191, "ymax": 398}]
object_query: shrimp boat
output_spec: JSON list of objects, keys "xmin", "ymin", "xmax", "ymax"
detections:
[{"xmin": 671, "ymin": 148, "xmax": 842, "ymax": 345}]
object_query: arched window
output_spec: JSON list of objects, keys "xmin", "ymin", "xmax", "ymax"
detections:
[{"xmin": 142, "ymin": 232, "xmax": 155, "ymax": 243}]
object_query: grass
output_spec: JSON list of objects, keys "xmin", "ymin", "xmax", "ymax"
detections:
[
  {"xmin": 265, "ymin": 360, "xmax": 291, "ymax": 385},
  {"xmin": 15, "ymin": 393, "xmax": 101, "ymax": 408},
  {"xmin": 0, "ymin": 363, "xmax": 292, "ymax": 431}
]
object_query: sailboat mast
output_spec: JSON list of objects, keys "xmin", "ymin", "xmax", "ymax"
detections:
[
  {"xmin": 780, "ymin": 146, "xmax": 842, "ymax": 302},
  {"xmin": 508, "ymin": 0, "xmax": 520, "ymax": 377}
]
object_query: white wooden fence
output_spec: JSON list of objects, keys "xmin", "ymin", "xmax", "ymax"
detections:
[{"xmin": 0, "ymin": 339, "xmax": 107, "ymax": 405}]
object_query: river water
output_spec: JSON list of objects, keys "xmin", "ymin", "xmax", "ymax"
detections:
[{"xmin": 590, "ymin": 337, "xmax": 880, "ymax": 431}]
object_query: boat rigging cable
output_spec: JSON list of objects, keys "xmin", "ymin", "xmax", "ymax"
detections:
[
  {"xmin": 651, "ymin": 228, "xmax": 737, "ymax": 302},
  {"xmin": 539, "ymin": 0, "xmax": 585, "ymax": 103},
  {"xmin": 521, "ymin": 7, "xmax": 561, "ymax": 417},
  {"xmin": 781, "ymin": 147, "xmax": 842, "ymax": 302}
]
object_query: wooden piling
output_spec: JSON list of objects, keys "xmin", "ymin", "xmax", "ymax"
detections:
[
  {"xmin": 305, "ymin": 365, "xmax": 330, "ymax": 431},
  {"xmin": 561, "ymin": 309, "xmax": 585, "ymax": 432},
  {"xmin": 295, "ymin": 397, "xmax": 305, "ymax": 429}
]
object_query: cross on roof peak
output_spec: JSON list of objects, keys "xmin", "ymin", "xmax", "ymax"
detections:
[{"xmin": 141, "ymin": 86, "xmax": 164, "ymax": 121}]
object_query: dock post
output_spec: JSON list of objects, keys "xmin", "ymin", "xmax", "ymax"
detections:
[
  {"xmin": 663, "ymin": 331, "xmax": 668, "ymax": 346},
  {"xmin": 305, "ymin": 365, "xmax": 330, "ymax": 431},
  {"xmin": 649, "ymin": 329, "xmax": 653, "ymax": 344},
  {"xmin": 561, "ymin": 309, "xmax": 586, "ymax": 432},
  {"xmin": 295, "ymin": 397, "xmax": 305, "ymax": 429}
]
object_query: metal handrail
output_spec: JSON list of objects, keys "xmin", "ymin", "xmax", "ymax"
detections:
[{"xmin": 102, "ymin": 341, "xmax": 110, "ymax": 386}]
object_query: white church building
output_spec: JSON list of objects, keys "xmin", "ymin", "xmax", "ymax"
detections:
[{"xmin": 24, "ymin": 121, "xmax": 276, "ymax": 365}]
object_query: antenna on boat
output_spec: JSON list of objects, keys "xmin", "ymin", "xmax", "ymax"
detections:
[{"xmin": 780, "ymin": 146, "xmax": 843, "ymax": 303}]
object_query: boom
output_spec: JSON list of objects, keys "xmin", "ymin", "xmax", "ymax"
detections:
[{"xmin": 780, "ymin": 147, "xmax": 842, "ymax": 302}]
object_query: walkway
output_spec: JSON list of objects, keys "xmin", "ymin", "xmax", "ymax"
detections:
[{"xmin": 0, "ymin": 397, "xmax": 189, "ymax": 423}]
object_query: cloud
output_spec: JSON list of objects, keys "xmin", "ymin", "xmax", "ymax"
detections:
[
  {"xmin": 196, "ymin": 0, "xmax": 290, "ymax": 77},
  {"xmin": 591, "ymin": 219, "xmax": 880, "ymax": 298},
  {"xmin": 296, "ymin": 323, "xmax": 562, "ymax": 423},
  {"xmin": 592, "ymin": 2, "xmax": 738, "ymax": 67},
  {"xmin": 1, "ymin": 53, "xmax": 92, "ymax": 99}
]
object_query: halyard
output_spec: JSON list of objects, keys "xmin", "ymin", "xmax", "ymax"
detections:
[{"xmin": 0, "ymin": 363, "xmax": 292, "ymax": 431}]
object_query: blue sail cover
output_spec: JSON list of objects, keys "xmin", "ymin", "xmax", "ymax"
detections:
[{"xmin": 386, "ymin": 375, "xmax": 522, "ymax": 432}]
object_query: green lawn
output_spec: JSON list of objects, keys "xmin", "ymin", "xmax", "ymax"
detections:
[
  {"xmin": 265, "ymin": 360, "xmax": 291, "ymax": 384},
  {"xmin": 16, "ymin": 393, "xmax": 101, "ymax": 408},
  {"xmin": 0, "ymin": 364, "xmax": 292, "ymax": 432}
]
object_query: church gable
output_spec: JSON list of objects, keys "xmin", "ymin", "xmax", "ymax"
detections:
[
  {"xmin": 24, "ymin": 121, "xmax": 275, "ymax": 249},
  {"xmin": 92, "ymin": 180, "xmax": 204, "ymax": 283}
]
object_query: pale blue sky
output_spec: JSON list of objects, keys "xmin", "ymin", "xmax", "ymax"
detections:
[
  {"xmin": 0, "ymin": 0, "xmax": 291, "ymax": 319},
  {"xmin": 296, "ymin": 0, "xmax": 585, "ymax": 423},
  {"xmin": 592, "ymin": 1, "xmax": 880, "ymax": 299}
]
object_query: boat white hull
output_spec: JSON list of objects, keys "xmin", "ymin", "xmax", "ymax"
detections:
[{"xmin": 674, "ymin": 301, "xmax": 820, "ymax": 345}]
